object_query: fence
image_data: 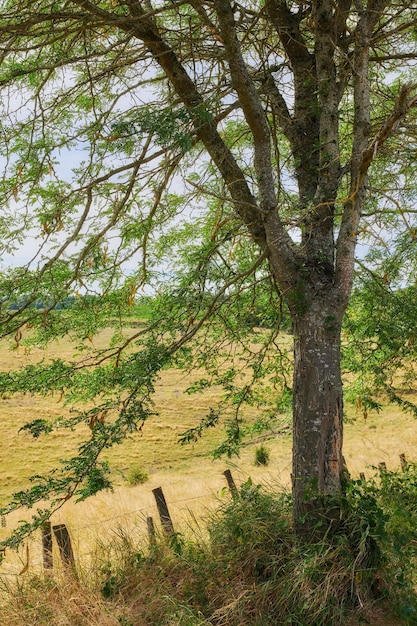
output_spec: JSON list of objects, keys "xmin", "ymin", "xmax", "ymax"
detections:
[
  {"xmin": 0, "ymin": 469, "xmax": 239, "ymax": 575},
  {"xmin": 0, "ymin": 456, "xmax": 410, "ymax": 576}
]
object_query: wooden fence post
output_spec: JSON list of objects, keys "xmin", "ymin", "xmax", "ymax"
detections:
[
  {"xmin": 152, "ymin": 487, "xmax": 174, "ymax": 534},
  {"xmin": 223, "ymin": 469, "xmax": 238, "ymax": 498},
  {"xmin": 42, "ymin": 522, "xmax": 53, "ymax": 571},
  {"xmin": 53, "ymin": 524, "xmax": 75, "ymax": 569},
  {"xmin": 147, "ymin": 516, "xmax": 156, "ymax": 546}
]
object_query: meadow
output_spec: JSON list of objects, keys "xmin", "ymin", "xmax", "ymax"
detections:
[
  {"xmin": 0, "ymin": 326, "xmax": 416, "ymax": 624},
  {"xmin": 0, "ymin": 326, "xmax": 416, "ymax": 562}
]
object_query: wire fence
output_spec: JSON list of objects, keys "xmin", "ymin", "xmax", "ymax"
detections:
[
  {"xmin": 0, "ymin": 469, "xmax": 239, "ymax": 577},
  {"xmin": 1, "ymin": 455, "xmax": 410, "ymax": 578}
]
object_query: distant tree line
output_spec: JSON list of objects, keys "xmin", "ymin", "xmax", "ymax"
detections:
[{"xmin": 6, "ymin": 296, "xmax": 78, "ymax": 311}]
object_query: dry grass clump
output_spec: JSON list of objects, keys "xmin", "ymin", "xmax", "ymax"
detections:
[{"xmin": 0, "ymin": 573, "xmax": 126, "ymax": 626}]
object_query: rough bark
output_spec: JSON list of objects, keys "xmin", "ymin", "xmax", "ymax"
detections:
[{"xmin": 291, "ymin": 300, "xmax": 344, "ymax": 536}]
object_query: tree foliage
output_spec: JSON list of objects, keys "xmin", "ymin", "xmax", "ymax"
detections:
[
  {"xmin": 344, "ymin": 236, "xmax": 417, "ymax": 417},
  {"xmin": 0, "ymin": 0, "xmax": 416, "ymax": 544}
]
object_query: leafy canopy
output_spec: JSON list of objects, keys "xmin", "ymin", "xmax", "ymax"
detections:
[{"xmin": 0, "ymin": 0, "xmax": 416, "ymax": 547}]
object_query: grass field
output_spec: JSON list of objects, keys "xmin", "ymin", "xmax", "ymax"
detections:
[{"xmin": 0, "ymin": 327, "xmax": 416, "ymax": 578}]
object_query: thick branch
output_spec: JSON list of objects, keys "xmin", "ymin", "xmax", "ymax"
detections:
[
  {"xmin": 335, "ymin": 1, "xmax": 404, "ymax": 302},
  {"xmin": 358, "ymin": 84, "xmax": 417, "ymax": 184},
  {"xmin": 265, "ymin": 0, "xmax": 319, "ymax": 204},
  {"xmin": 265, "ymin": 0, "xmax": 312, "ymax": 68},
  {"xmin": 213, "ymin": 0, "xmax": 277, "ymax": 215},
  {"xmin": 294, "ymin": 1, "xmax": 340, "ymax": 265},
  {"xmin": 313, "ymin": 1, "xmax": 340, "ymax": 199},
  {"xmin": 334, "ymin": 0, "xmax": 353, "ymax": 44}
]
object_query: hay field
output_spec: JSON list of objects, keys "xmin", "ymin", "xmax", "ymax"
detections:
[
  {"xmin": 0, "ymin": 327, "xmax": 416, "ymax": 574},
  {"xmin": 0, "ymin": 328, "xmax": 291, "ymax": 501}
]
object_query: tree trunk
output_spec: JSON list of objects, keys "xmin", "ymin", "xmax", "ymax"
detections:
[{"xmin": 291, "ymin": 303, "xmax": 344, "ymax": 537}]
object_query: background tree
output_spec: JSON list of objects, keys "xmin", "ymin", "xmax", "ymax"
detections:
[{"xmin": 0, "ymin": 0, "xmax": 416, "ymax": 540}]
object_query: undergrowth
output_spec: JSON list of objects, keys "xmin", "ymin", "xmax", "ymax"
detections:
[{"xmin": 2, "ymin": 463, "xmax": 417, "ymax": 625}]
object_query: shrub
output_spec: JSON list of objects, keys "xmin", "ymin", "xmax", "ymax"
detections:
[
  {"xmin": 254, "ymin": 444, "xmax": 270, "ymax": 466},
  {"xmin": 126, "ymin": 466, "xmax": 149, "ymax": 486},
  {"xmin": 345, "ymin": 462, "xmax": 417, "ymax": 622}
]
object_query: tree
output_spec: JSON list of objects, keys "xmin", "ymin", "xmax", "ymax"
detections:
[{"xmin": 0, "ymin": 0, "xmax": 416, "ymax": 540}]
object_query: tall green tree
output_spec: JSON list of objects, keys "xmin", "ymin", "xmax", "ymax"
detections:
[{"xmin": 0, "ymin": 0, "xmax": 416, "ymax": 538}]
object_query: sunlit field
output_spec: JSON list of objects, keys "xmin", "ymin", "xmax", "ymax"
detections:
[{"xmin": 0, "ymin": 326, "xmax": 416, "ymax": 577}]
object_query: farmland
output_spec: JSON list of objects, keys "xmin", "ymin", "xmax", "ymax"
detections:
[
  {"xmin": 0, "ymin": 327, "xmax": 415, "ymax": 626},
  {"xmin": 0, "ymin": 327, "xmax": 415, "ymax": 530}
]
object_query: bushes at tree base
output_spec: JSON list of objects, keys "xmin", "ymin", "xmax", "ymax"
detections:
[
  {"xmin": 93, "ymin": 466, "xmax": 417, "ymax": 625},
  {"xmin": 2, "ymin": 464, "xmax": 417, "ymax": 625}
]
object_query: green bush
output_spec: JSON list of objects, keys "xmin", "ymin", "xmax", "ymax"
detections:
[
  {"xmin": 109, "ymin": 468, "xmax": 417, "ymax": 623},
  {"xmin": 344, "ymin": 462, "xmax": 417, "ymax": 622},
  {"xmin": 126, "ymin": 466, "xmax": 149, "ymax": 486},
  {"xmin": 254, "ymin": 444, "xmax": 270, "ymax": 466}
]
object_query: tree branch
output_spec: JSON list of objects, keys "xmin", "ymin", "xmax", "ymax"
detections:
[
  {"xmin": 265, "ymin": 0, "xmax": 319, "ymax": 205},
  {"xmin": 335, "ymin": 0, "xmax": 402, "ymax": 301},
  {"xmin": 213, "ymin": 0, "xmax": 276, "ymax": 215},
  {"xmin": 358, "ymin": 84, "xmax": 417, "ymax": 184}
]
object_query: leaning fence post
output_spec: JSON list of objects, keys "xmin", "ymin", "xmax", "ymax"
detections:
[
  {"xmin": 152, "ymin": 487, "xmax": 174, "ymax": 534},
  {"xmin": 53, "ymin": 524, "xmax": 75, "ymax": 569},
  {"xmin": 42, "ymin": 522, "xmax": 53, "ymax": 571},
  {"xmin": 223, "ymin": 469, "xmax": 238, "ymax": 498}
]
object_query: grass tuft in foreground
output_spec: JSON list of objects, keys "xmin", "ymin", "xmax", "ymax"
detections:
[{"xmin": 2, "ymin": 463, "xmax": 417, "ymax": 625}]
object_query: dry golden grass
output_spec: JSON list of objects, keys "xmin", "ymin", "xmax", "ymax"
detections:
[
  {"xmin": 0, "ymin": 571, "xmax": 126, "ymax": 626},
  {"xmin": 0, "ymin": 327, "xmax": 416, "ymax": 594},
  {"xmin": 0, "ymin": 329, "xmax": 291, "ymax": 576},
  {"xmin": 0, "ymin": 329, "xmax": 225, "ymax": 499}
]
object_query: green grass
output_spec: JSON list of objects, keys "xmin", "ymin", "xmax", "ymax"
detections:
[
  {"xmin": 125, "ymin": 298, "xmax": 154, "ymax": 321},
  {"xmin": 125, "ymin": 466, "xmax": 149, "ymax": 486},
  {"xmin": 254, "ymin": 444, "xmax": 270, "ymax": 466}
]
